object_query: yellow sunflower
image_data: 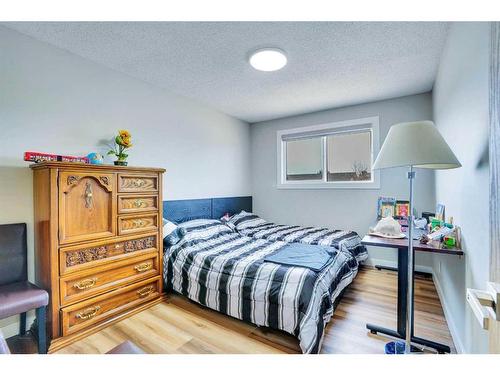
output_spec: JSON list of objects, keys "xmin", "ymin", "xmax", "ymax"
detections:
[
  {"xmin": 121, "ymin": 137, "xmax": 132, "ymax": 147},
  {"xmin": 119, "ymin": 130, "xmax": 131, "ymax": 139}
]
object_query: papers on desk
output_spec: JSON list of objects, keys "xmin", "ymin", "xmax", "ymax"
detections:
[{"xmin": 426, "ymin": 226, "xmax": 454, "ymax": 241}]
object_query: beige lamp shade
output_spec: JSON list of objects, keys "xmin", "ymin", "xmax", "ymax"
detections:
[{"xmin": 373, "ymin": 121, "xmax": 461, "ymax": 170}]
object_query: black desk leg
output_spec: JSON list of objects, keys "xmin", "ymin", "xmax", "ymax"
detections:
[
  {"xmin": 398, "ymin": 248, "xmax": 408, "ymax": 336},
  {"xmin": 366, "ymin": 247, "xmax": 451, "ymax": 353},
  {"xmin": 366, "ymin": 248, "xmax": 407, "ymax": 338}
]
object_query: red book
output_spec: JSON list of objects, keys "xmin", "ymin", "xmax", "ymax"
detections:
[{"xmin": 24, "ymin": 152, "xmax": 89, "ymax": 164}]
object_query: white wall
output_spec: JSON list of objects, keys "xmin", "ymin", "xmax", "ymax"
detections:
[
  {"xmin": 250, "ymin": 93, "xmax": 436, "ymax": 267},
  {"xmin": 432, "ymin": 22, "xmax": 490, "ymax": 353},
  {"xmin": 0, "ymin": 26, "xmax": 251, "ymax": 336}
]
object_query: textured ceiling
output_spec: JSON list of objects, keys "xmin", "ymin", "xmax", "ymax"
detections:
[{"xmin": 3, "ymin": 22, "xmax": 448, "ymax": 123}]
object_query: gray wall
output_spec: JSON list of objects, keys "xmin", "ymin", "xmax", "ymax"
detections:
[
  {"xmin": 250, "ymin": 93, "xmax": 436, "ymax": 267},
  {"xmin": 432, "ymin": 22, "xmax": 490, "ymax": 353},
  {"xmin": 0, "ymin": 26, "xmax": 251, "ymax": 336}
]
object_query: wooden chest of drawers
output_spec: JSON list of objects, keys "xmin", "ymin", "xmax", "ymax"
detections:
[{"xmin": 31, "ymin": 162, "xmax": 165, "ymax": 352}]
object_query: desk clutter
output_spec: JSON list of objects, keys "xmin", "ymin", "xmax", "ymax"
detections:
[
  {"xmin": 374, "ymin": 197, "xmax": 461, "ymax": 250},
  {"xmin": 369, "ymin": 216, "xmax": 406, "ymax": 239}
]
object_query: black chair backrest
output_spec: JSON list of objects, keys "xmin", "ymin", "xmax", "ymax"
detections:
[{"xmin": 0, "ymin": 223, "xmax": 27, "ymax": 285}]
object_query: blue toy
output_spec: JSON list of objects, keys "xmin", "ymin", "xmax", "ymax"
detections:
[{"xmin": 87, "ymin": 152, "xmax": 104, "ymax": 165}]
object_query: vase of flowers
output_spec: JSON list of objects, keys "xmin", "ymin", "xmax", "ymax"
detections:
[{"xmin": 108, "ymin": 130, "xmax": 132, "ymax": 166}]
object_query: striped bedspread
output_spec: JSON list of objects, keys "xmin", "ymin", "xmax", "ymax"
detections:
[
  {"xmin": 163, "ymin": 219, "xmax": 358, "ymax": 354},
  {"xmin": 227, "ymin": 212, "xmax": 368, "ymax": 263}
]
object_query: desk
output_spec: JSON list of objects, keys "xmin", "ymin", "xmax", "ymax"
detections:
[{"xmin": 361, "ymin": 235, "xmax": 464, "ymax": 353}]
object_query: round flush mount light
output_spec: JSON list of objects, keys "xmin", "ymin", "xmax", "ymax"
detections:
[{"xmin": 249, "ymin": 48, "xmax": 287, "ymax": 72}]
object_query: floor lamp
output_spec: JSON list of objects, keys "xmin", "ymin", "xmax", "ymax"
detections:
[{"xmin": 372, "ymin": 121, "xmax": 461, "ymax": 354}]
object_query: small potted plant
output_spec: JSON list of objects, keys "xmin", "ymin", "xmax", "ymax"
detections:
[{"xmin": 108, "ymin": 130, "xmax": 132, "ymax": 166}]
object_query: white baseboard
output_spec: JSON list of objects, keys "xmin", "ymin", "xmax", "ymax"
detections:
[
  {"xmin": 433, "ymin": 273, "xmax": 465, "ymax": 354},
  {"xmin": 362, "ymin": 257, "xmax": 464, "ymax": 353}
]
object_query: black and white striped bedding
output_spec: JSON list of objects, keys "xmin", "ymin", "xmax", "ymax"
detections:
[
  {"xmin": 163, "ymin": 219, "xmax": 358, "ymax": 354},
  {"xmin": 226, "ymin": 212, "xmax": 368, "ymax": 263}
]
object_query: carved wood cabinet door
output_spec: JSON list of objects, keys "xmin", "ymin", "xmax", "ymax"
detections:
[{"xmin": 59, "ymin": 171, "xmax": 116, "ymax": 245}]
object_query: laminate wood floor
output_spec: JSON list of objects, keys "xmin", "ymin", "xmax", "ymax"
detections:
[{"xmin": 8, "ymin": 267, "xmax": 456, "ymax": 354}]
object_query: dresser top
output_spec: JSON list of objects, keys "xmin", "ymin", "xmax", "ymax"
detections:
[{"xmin": 29, "ymin": 161, "xmax": 165, "ymax": 173}]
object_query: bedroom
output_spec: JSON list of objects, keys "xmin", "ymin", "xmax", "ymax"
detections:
[{"xmin": 0, "ymin": 0, "xmax": 499, "ymax": 371}]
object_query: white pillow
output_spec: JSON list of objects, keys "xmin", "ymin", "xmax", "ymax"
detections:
[
  {"xmin": 163, "ymin": 219, "xmax": 178, "ymax": 239},
  {"xmin": 178, "ymin": 218, "xmax": 235, "ymax": 236},
  {"xmin": 227, "ymin": 211, "xmax": 266, "ymax": 230}
]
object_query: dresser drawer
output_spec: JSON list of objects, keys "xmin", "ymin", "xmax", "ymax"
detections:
[
  {"xmin": 59, "ymin": 253, "xmax": 159, "ymax": 306},
  {"xmin": 60, "ymin": 234, "xmax": 158, "ymax": 275},
  {"xmin": 118, "ymin": 174, "xmax": 158, "ymax": 193},
  {"xmin": 118, "ymin": 194, "xmax": 159, "ymax": 214},
  {"xmin": 61, "ymin": 277, "xmax": 161, "ymax": 336},
  {"xmin": 118, "ymin": 213, "xmax": 158, "ymax": 236}
]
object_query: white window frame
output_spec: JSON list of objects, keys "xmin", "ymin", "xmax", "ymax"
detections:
[{"xmin": 276, "ymin": 116, "xmax": 380, "ymax": 189}]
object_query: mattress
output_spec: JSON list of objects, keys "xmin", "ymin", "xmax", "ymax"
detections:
[{"xmin": 163, "ymin": 219, "xmax": 357, "ymax": 353}]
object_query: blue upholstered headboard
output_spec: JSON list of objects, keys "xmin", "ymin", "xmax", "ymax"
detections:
[{"xmin": 163, "ymin": 196, "xmax": 252, "ymax": 223}]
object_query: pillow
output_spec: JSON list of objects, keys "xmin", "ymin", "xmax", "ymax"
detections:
[
  {"xmin": 162, "ymin": 218, "xmax": 178, "ymax": 239},
  {"xmin": 227, "ymin": 211, "xmax": 266, "ymax": 231},
  {"xmin": 164, "ymin": 227, "xmax": 186, "ymax": 246},
  {"xmin": 179, "ymin": 218, "xmax": 234, "ymax": 236},
  {"xmin": 162, "ymin": 219, "xmax": 186, "ymax": 246},
  {"xmin": 225, "ymin": 221, "xmax": 236, "ymax": 231},
  {"xmin": 220, "ymin": 213, "xmax": 236, "ymax": 230}
]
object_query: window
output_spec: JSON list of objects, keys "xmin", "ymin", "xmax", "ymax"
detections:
[
  {"xmin": 277, "ymin": 116, "xmax": 380, "ymax": 189},
  {"xmin": 286, "ymin": 137, "xmax": 323, "ymax": 181},
  {"xmin": 326, "ymin": 131, "xmax": 372, "ymax": 182}
]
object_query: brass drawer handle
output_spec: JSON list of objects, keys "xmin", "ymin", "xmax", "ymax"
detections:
[
  {"xmin": 137, "ymin": 286, "xmax": 154, "ymax": 298},
  {"xmin": 132, "ymin": 179, "xmax": 145, "ymax": 188},
  {"xmin": 133, "ymin": 199, "xmax": 145, "ymax": 208},
  {"xmin": 134, "ymin": 262, "xmax": 153, "ymax": 272},
  {"xmin": 132, "ymin": 219, "xmax": 145, "ymax": 228},
  {"xmin": 76, "ymin": 305, "xmax": 101, "ymax": 320},
  {"xmin": 84, "ymin": 182, "xmax": 93, "ymax": 208},
  {"xmin": 73, "ymin": 278, "xmax": 97, "ymax": 290}
]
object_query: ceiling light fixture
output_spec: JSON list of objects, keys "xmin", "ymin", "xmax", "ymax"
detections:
[{"xmin": 249, "ymin": 48, "xmax": 287, "ymax": 72}]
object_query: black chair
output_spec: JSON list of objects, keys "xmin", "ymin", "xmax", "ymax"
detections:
[{"xmin": 0, "ymin": 223, "xmax": 48, "ymax": 354}]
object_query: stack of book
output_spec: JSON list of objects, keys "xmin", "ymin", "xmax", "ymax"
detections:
[{"xmin": 24, "ymin": 151, "xmax": 89, "ymax": 164}]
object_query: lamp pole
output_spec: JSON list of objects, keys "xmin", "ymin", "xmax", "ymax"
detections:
[{"xmin": 405, "ymin": 165, "xmax": 416, "ymax": 354}]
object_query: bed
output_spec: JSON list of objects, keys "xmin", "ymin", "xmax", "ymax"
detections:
[
  {"xmin": 162, "ymin": 197, "xmax": 363, "ymax": 353},
  {"xmin": 163, "ymin": 219, "xmax": 357, "ymax": 353},
  {"xmin": 225, "ymin": 211, "xmax": 368, "ymax": 263}
]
